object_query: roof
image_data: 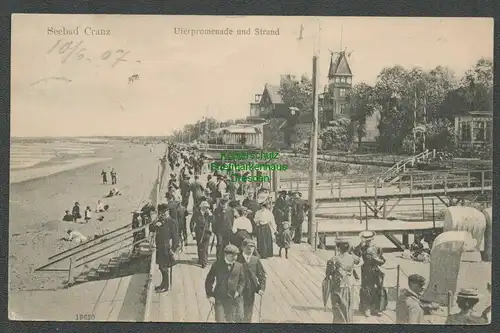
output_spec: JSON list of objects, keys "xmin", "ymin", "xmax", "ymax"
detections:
[
  {"xmin": 328, "ymin": 51, "xmax": 352, "ymax": 77},
  {"xmin": 264, "ymin": 84, "xmax": 283, "ymax": 104},
  {"xmin": 214, "ymin": 124, "xmax": 262, "ymax": 135}
]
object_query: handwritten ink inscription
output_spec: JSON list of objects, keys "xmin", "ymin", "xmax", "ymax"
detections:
[{"xmin": 47, "ymin": 39, "xmax": 136, "ymax": 67}]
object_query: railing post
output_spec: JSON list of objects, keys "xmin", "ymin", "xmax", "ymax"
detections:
[
  {"xmin": 330, "ymin": 178, "xmax": 334, "ymax": 195},
  {"xmin": 409, "ymin": 175, "xmax": 413, "ymax": 197},
  {"xmin": 396, "ymin": 265, "xmax": 400, "ymax": 301},
  {"xmin": 444, "ymin": 173, "xmax": 448, "ymax": 195},
  {"xmin": 365, "ymin": 203, "xmax": 369, "ymax": 230},
  {"xmin": 421, "ymin": 195, "xmax": 425, "ymax": 221},
  {"xmin": 431, "ymin": 174, "xmax": 435, "ymax": 190},
  {"xmin": 432, "ymin": 199, "xmax": 436, "ymax": 229},
  {"xmin": 399, "ymin": 175, "xmax": 402, "ymax": 192},
  {"xmin": 382, "ymin": 199, "xmax": 387, "ymax": 219},
  {"xmin": 338, "ymin": 179, "xmax": 342, "ymax": 202},
  {"xmin": 365, "ymin": 178, "xmax": 368, "ymax": 193},
  {"xmin": 358, "ymin": 198, "xmax": 363, "ymax": 224},
  {"xmin": 374, "ymin": 178, "xmax": 378, "ymax": 210},
  {"xmin": 467, "ymin": 172, "xmax": 471, "ymax": 187},
  {"xmin": 433, "ymin": 149, "xmax": 436, "ymax": 158},
  {"xmin": 67, "ymin": 257, "xmax": 74, "ymax": 286},
  {"xmin": 481, "ymin": 171, "xmax": 485, "ymax": 193}
]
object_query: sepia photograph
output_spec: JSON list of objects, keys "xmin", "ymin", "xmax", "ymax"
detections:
[{"xmin": 10, "ymin": 14, "xmax": 492, "ymax": 324}]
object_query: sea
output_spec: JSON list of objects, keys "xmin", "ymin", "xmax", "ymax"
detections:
[{"xmin": 10, "ymin": 137, "xmax": 110, "ymax": 170}]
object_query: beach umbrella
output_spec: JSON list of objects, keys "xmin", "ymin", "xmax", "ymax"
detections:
[{"xmin": 322, "ymin": 277, "xmax": 331, "ymax": 308}]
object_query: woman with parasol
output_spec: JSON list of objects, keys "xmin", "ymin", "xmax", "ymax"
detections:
[{"xmin": 323, "ymin": 237, "xmax": 360, "ymax": 323}]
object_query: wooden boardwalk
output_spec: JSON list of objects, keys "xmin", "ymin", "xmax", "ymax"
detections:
[{"xmin": 145, "ymin": 241, "xmax": 448, "ymax": 324}]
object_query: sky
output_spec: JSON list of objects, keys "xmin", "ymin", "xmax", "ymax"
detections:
[{"xmin": 11, "ymin": 15, "xmax": 493, "ymax": 137}]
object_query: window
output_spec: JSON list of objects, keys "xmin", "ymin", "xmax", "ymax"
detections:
[
  {"xmin": 459, "ymin": 121, "xmax": 471, "ymax": 142},
  {"xmin": 486, "ymin": 120, "xmax": 492, "ymax": 141},
  {"xmin": 340, "ymin": 88, "xmax": 346, "ymax": 97},
  {"xmin": 336, "ymin": 77, "xmax": 340, "ymax": 83},
  {"xmin": 341, "ymin": 77, "xmax": 346, "ymax": 83},
  {"xmin": 340, "ymin": 104, "xmax": 347, "ymax": 114},
  {"xmin": 347, "ymin": 77, "xmax": 352, "ymax": 84},
  {"xmin": 473, "ymin": 121, "xmax": 485, "ymax": 141}
]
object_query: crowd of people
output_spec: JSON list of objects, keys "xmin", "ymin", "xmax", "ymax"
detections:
[
  {"xmin": 323, "ymin": 230, "xmax": 490, "ymax": 324},
  {"xmin": 150, "ymin": 142, "xmax": 491, "ymax": 325}
]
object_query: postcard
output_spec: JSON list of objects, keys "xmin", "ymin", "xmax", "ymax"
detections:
[{"xmin": 10, "ymin": 14, "xmax": 492, "ymax": 324}]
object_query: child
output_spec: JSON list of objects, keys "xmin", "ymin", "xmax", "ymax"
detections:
[
  {"xmin": 84, "ymin": 206, "xmax": 92, "ymax": 223},
  {"xmin": 276, "ymin": 221, "xmax": 292, "ymax": 258}
]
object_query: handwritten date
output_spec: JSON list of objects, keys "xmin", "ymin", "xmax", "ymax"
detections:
[
  {"xmin": 48, "ymin": 39, "xmax": 132, "ymax": 67},
  {"xmin": 75, "ymin": 314, "xmax": 96, "ymax": 321}
]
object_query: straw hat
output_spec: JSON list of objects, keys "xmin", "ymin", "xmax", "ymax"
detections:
[
  {"xmin": 360, "ymin": 230, "xmax": 376, "ymax": 240},
  {"xmin": 200, "ymin": 201, "xmax": 210, "ymax": 208},
  {"xmin": 456, "ymin": 288, "xmax": 480, "ymax": 300}
]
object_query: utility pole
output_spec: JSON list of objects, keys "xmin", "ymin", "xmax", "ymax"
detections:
[
  {"xmin": 413, "ymin": 88, "xmax": 417, "ymax": 155},
  {"xmin": 308, "ymin": 20, "xmax": 320, "ymax": 249},
  {"xmin": 423, "ymin": 91, "xmax": 427, "ymax": 152},
  {"xmin": 205, "ymin": 106, "xmax": 209, "ymax": 153}
]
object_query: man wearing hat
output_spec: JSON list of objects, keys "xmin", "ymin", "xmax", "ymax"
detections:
[
  {"xmin": 290, "ymin": 192, "xmax": 309, "ymax": 243},
  {"xmin": 72, "ymin": 202, "xmax": 81, "ymax": 223},
  {"xmin": 213, "ymin": 193, "xmax": 234, "ymax": 261},
  {"xmin": 190, "ymin": 175, "xmax": 205, "ymax": 208},
  {"xmin": 396, "ymin": 274, "xmax": 428, "ymax": 324},
  {"xmin": 205, "ymin": 244, "xmax": 246, "ymax": 322},
  {"xmin": 179, "ymin": 174, "xmax": 191, "ymax": 208},
  {"xmin": 353, "ymin": 231, "xmax": 387, "ymax": 317},
  {"xmin": 154, "ymin": 204, "xmax": 180, "ymax": 293},
  {"xmin": 190, "ymin": 201, "xmax": 213, "ymax": 268},
  {"xmin": 445, "ymin": 288, "xmax": 487, "ymax": 324},
  {"xmin": 273, "ymin": 190, "xmax": 290, "ymax": 233},
  {"xmin": 236, "ymin": 238, "xmax": 266, "ymax": 323}
]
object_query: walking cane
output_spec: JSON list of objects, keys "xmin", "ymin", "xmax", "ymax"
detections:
[
  {"xmin": 169, "ymin": 266, "xmax": 173, "ymax": 289},
  {"xmin": 206, "ymin": 303, "xmax": 214, "ymax": 321},
  {"xmin": 258, "ymin": 294, "xmax": 264, "ymax": 323}
]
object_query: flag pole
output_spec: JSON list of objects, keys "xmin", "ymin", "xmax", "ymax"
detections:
[{"xmin": 308, "ymin": 19, "xmax": 320, "ymax": 249}]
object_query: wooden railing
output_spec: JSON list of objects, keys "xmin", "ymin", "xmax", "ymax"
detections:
[
  {"xmin": 280, "ymin": 151, "xmax": 410, "ymax": 166},
  {"xmin": 35, "ymin": 219, "xmax": 155, "ymax": 285},
  {"xmin": 378, "ymin": 149, "xmax": 436, "ymax": 184},
  {"xmin": 279, "ymin": 169, "xmax": 493, "ymax": 201}
]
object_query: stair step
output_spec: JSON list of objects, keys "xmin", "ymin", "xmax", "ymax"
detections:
[{"xmin": 97, "ymin": 263, "xmax": 110, "ymax": 274}]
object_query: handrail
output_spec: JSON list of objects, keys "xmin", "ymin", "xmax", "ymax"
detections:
[
  {"xmin": 75, "ymin": 237, "xmax": 147, "ymax": 269},
  {"xmin": 379, "ymin": 149, "xmax": 434, "ymax": 184},
  {"xmin": 76, "ymin": 235, "xmax": 135, "ymax": 262},
  {"xmin": 48, "ymin": 223, "xmax": 132, "ymax": 261},
  {"xmin": 35, "ymin": 221, "xmax": 155, "ymax": 272}
]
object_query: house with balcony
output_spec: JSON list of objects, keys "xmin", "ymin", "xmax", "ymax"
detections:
[{"xmin": 454, "ymin": 110, "xmax": 492, "ymax": 149}]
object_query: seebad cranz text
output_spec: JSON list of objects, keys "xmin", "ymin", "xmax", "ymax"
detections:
[{"xmin": 47, "ymin": 27, "xmax": 111, "ymax": 36}]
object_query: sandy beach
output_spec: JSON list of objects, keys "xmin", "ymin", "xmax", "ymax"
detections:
[{"xmin": 9, "ymin": 141, "xmax": 163, "ymax": 320}]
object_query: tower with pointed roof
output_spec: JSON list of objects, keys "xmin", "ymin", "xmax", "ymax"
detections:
[
  {"xmin": 321, "ymin": 50, "xmax": 353, "ymax": 123},
  {"xmin": 328, "ymin": 50, "xmax": 352, "ymax": 116}
]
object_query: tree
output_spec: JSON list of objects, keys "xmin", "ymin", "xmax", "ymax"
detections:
[
  {"xmin": 278, "ymin": 74, "xmax": 313, "ymax": 112},
  {"xmin": 346, "ymin": 83, "xmax": 374, "ymax": 146},
  {"xmin": 459, "ymin": 58, "xmax": 493, "ymax": 111},
  {"xmin": 319, "ymin": 117, "xmax": 353, "ymax": 152}
]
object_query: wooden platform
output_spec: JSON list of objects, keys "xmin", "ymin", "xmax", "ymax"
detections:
[{"xmin": 145, "ymin": 241, "xmax": 449, "ymax": 324}]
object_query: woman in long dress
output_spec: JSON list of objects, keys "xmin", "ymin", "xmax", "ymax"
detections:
[
  {"xmin": 253, "ymin": 200, "xmax": 276, "ymax": 259},
  {"xmin": 325, "ymin": 237, "xmax": 360, "ymax": 323}
]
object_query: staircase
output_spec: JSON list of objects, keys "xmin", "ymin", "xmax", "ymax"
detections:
[
  {"xmin": 378, "ymin": 149, "xmax": 436, "ymax": 185},
  {"xmin": 35, "ymin": 221, "xmax": 153, "ymax": 287}
]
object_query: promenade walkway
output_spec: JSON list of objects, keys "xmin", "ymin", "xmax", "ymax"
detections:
[{"xmin": 145, "ymin": 241, "xmax": 451, "ymax": 324}]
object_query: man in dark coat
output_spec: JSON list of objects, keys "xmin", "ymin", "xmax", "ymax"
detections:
[
  {"xmin": 179, "ymin": 175, "xmax": 191, "ymax": 208},
  {"xmin": 166, "ymin": 194, "xmax": 180, "ymax": 222},
  {"xmin": 205, "ymin": 244, "xmax": 246, "ymax": 323},
  {"xmin": 273, "ymin": 190, "xmax": 290, "ymax": 233},
  {"xmin": 290, "ymin": 192, "xmax": 309, "ymax": 243},
  {"xmin": 213, "ymin": 194, "xmax": 234, "ymax": 261},
  {"xmin": 353, "ymin": 231, "xmax": 388, "ymax": 317},
  {"xmin": 236, "ymin": 238, "xmax": 266, "ymax": 323},
  {"xmin": 227, "ymin": 179, "xmax": 237, "ymax": 201},
  {"xmin": 177, "ymin": 202, "xmax": 189, "ymax": 247},
  {"xmin": 154, "ymin": 204, "xmax": 180, "ymax": 293},
  {"xmin": 190, "ymin": 201, "xmax": 213, "ymax": 268},
  {"xmin": 190, "ymin": 175, "xmax": 205, "ymax": 208}
]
